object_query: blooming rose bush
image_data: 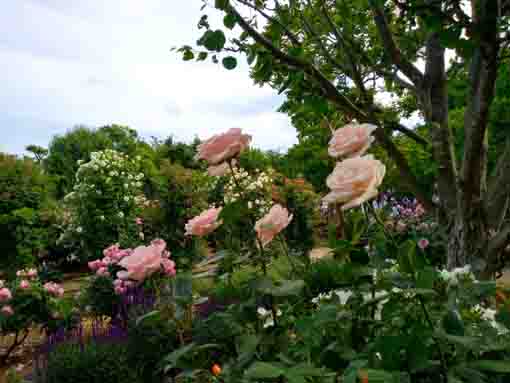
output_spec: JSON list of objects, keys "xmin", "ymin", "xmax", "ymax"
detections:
[
  {"xmin": 0, "ymin": 269, "xmax": 68, "ymax": 364},
  {"xmin": 61, "ymin": 149, "xmax": 145, "ymax": 261}
]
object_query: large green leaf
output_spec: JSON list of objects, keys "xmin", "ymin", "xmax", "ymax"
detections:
[
  {"xmin": 472, "ymin": 360, "xmax": 510, "ymax": 373},
  {"xmin": 199, "ymin": 30, "xmax": 226, "ymax": 52},
  {"xmin": 223, "ymin": 13, "xmax": 236, "ymax": 29},
  {"xmin": 442, "ymin": 309, "xmax": 465, "ymax": 336},
  {"xmin": 244, "ymin": 362, "xmax": 285, "ymax": 379},
  {"xmin": 271, "ymin": 279, "xmax": 305, "ymax": 296}
]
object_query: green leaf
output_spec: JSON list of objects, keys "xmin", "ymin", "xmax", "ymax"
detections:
[
  {"xmin": 223, "ymin": 13, "xmax": 236, "ymax": 29},
  {"xmin": 365, "ymin": 369, "xmax": 398, "ymax": 382},
  {"xmin": 271, "ymin": 279, "xmax": 305, "ymax": 296},
  {"xmin": 398, "ymin": 240, "xmax": 417, "ymax": 273},
  {"xmin": 442, "ymin": 309, "xmax": 465, "ymax": 336},
  {"xmin": 244, "ymin": 362, "xmax": 285, "ymax": 379},
  {"xmin": 342, "ymin": 360, "xmax": 368, "ymax": 383},
  {"xmin": 215, "ymin": 0, "xmax": 229, "ymax": 10},
  {"xmin": 135, "ymin": 310, "xmax": 160, "ymax": 326},
  {"xmin": 472, "ymin": 360, "xmax": 510, "ymax": 373},
  {"xmin": 197, "ymin": 52, "xmax": 208, "ymax": 61},
  {"xmin": 183, "ymin": 50, "xmax": 194, "ymax": 61},
  {"xmin": 435, "ymin": 332, "xmax": 479, "ymax": 349},
  {"xmin": 496, "ymin": 306, "xmax": 510, "ymax": 329},
  {"xmin": 416, "ymin": 267, "xmax": 436, "ymax": 290},
  {"xmin": 222, "ymin": 56, "xmax": 238, "ymax": 70},
  {"xmin": 198, "ymin": 29, "xmax": 226, "ymax": 52}
]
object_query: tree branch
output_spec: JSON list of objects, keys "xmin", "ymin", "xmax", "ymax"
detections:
[
  {"xmin": 228, "ymin": 4, "xmax": 366, "ymax": 119},
  {"xmin": 487, "ymin": 138, "xmax": 510, "ymax": 228},
  {"xmin": 368, "ymin": 0, "xmax": 425, "ymax": 89},
  {"xmin": 234, "ymin": 0, "xmax": 302, "ymax": 46}
]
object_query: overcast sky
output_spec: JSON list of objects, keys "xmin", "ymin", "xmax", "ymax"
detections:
[{"xmin": 0, "ymin": 0, "xmax": 298, "ymax": 155}]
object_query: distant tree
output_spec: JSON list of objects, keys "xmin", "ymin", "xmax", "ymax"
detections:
[
  {"xmin": 25, "ymin": 145, "xmax": 48, "ymax": 163},
  {"xmin": 46, "ymin": 125, "xmax": 146, "ymax": 198}
]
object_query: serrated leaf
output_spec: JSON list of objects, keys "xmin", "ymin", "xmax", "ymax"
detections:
[{"xmin": 244, "ymin": 362, "xmax": 285, "ymax": 379}]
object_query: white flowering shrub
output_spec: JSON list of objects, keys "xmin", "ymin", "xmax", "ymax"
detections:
[
  {"xmin": 62, "ymin": 150, "xmax": 145, "ymax": 260},
  {"xmin": 219, "ymin": 166, "xmax": 274, "ymax": 219}
]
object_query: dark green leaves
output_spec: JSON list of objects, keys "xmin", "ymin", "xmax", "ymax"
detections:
[
  {"xmin": 198, "ymin": 30, "xmax": 226, "ymax": 52},
  {"xmin": 223, "ymin": 13, "xmax": 236, "ymax": 29},
  {"xmin": 244, "ymin": 362, "xmax": 285, "ymax": 379},
  {"xmin": 442, "ymin": 309, "xmax": 465, "ymax": 336},
  {"xmin": 222, "ymin": 56, "xmax": 238, "ymax": 70},
  {"xmin": 471, "ymin": 360, "xmax": 510, "ymax": 373}
]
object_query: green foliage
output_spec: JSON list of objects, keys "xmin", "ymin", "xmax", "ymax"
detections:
[
  {"xmin": 0, "ymin": 153, "xmax": 57, "ymax": 271},
  {"xmin": 45, "ymin": 125, "xmax": 147, "ymax": 198},
  {"xmin": 42, "ymin": 342, "xmax": 141, "ymax": 383},
  {"xmin": 80, "ymin": 275, "xmax": 121, "ymax": 318}
]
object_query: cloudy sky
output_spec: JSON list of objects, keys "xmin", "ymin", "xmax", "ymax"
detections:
[{"xmin": 0, "ymin": 0, "xmax": 298, "ymax": 155}]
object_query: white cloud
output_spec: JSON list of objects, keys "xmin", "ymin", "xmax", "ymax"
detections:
[{"xmin": 0, "ymin": 0, "xmax": 297, "ymax": 154}]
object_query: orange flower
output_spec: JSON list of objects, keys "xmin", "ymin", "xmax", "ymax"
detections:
[{"xmin": 211, "ymin": 363, "xmax": 222, "ymax": 376}]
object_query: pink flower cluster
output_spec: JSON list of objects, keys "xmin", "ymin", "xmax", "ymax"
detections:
[
  {"xmin": 43, "ymin": 282, "xmax": 65, "ymax": 297},
  {"xmin": 16, "ymin": 268, "xmax": 38, "ymax": 279},
  {"xmin": 88, "ymin": 240, "xmax": 177, "ymax": 295},
  {"xmin": 88, "ymin": 244, "xmax": 133, "ymax": 277}
]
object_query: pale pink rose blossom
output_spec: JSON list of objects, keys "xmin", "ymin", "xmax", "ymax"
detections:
[
  {"xmin": 19, "ymin": 280, "xmax": 30, "ymax": 290},
  {"xmin": 207, "ymin": 162, "xmax": 230, "ymax": 177},
  {"xmin": 150, "ymin": 239, "xmax": 167, "ymax": 254},
  {"xmin": 255, "ymin": 204, "xmax": 293, "ymax": 247},
  {"xmin": 135, "ymin": 217, "xmax": 143, "ymax": 225},
  {"xmin": 418, "ymin": 238, "xmax": 430, "ymax": 250},
  {"xmin": 322, "ymin": 155, "xmax": 385, "ymax": 210},
  {"xmin": 0, "ymin": 288, "xmax": 12, "ymax": 302},
  {"xmin": 1, "ymin": 305, "xmax": 14, "ymax": 316},
  {"xmin": 43, "ymin": 282, "xmax": 64, "ymax": 297},
  {"xmin": 118, "ymin": 244, "xmax": 164, "ymax": 281},
  {"xmin": 185, "ymin": 208, "xmax": 223, "ymax": 236},
  {"xmin": 196, "ymin": 128, "xmax": 252, "ymax": 165},
  {"xmin": 328, "ymin": 123, "xmax": 377, "ymax": 158}
]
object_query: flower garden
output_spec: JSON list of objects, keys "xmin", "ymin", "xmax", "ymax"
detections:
[{"xmin": 2, "ymin": 1, "xmax": 510, "ymax": 382}]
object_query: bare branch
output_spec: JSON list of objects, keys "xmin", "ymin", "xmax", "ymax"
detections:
[{"xmin": 368, "ymin": 0, "xmax": 425, "ymax": 88}]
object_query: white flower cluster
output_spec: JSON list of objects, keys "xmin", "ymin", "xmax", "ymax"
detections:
[
  {"xmin": 223, "ymin": 167, "xmax": 274, "ymax": 216},
  {"xmin": 257, "ymin": 306, "xmax": 282, "ymax": 328},
  {"xmin": 438, "ymin": 265, "xmax": 475, "ymax": 287},
  {"xmin": 311, "ymin": 289, "xmax": 353, "ymax": 305},
  {"xmin": 473, "ymin": 304, "xmax": 508, "ymax": 335}
]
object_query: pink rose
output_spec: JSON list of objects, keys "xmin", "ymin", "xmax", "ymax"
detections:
[
  {"xmin": 103, "ymin": 243, "xmax": 120, "ymax": 258},
  {"xmin": 135, "ymin": 217, "xmax": 143, "ymax": 225},
  {"xmin": 328, "ymin": 123, "xmax": 377, "ymax": 158},
  {"xmin": 150, "ymin": 239, "xmax": 167, "ymax": 254},
  {"xmin": 43, "ymin": 282, "xmax": 64, "ymax": 297},
  {"xmin": 0, "ymin": 288, "xmax": 12, "ymax": 302},
  {"xmin": 161, "ymin": 258, "xmax": 176, "ymax": 277},
  {"xmin": 185, "ymin": 208, "xmax": 223, "ymax": 237},
  {"xmin": 114, "ymin": 286, "xmax": 127, "ymax": 295},
  {"xmin": 196, "ymin": 128, "xmax": 252, "ymax": 165},
  {"xmin": 207, "ymin": 162, "xmax": 230, "ymax": 177},
  {"xmin": 118, "ymin": 244, "xmax": 163, "ymax": 281},
  {"xmin": 1, "ymin": 305, "xmax": 14, "ymax": 316},
  {"xmin": 418, "ymin": 238, "xmax": 430, "ymax": 250},
  {"xmin": 96, "ymin": 267, "xmax": 110, "ymax": 277},
  {"xmin": 322, "ymin": 155, "xmax": 385, "ymax": 210},
  {"xmin": 88, "ymin": 260, "xmax": 103, "ymax": 271},
  {"xmin": 26, "ymin": 268, "xmax": 38, "ymax": 278},
  {"xmin": 255, "ymin": 204, "xmax": 293, "ymax": 247},
  {"xmin": 19, "ymin": 280, "xmax": 30, "ymax": 290}
]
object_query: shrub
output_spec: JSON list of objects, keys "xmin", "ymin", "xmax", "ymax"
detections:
[
  {"xmin": 61, "ymin": 149, "xmax": 145, "ymax": 260},
  {"xmin": 42, "ymin": 342, "xmax": 140, "ymax": 383},
  {"xmin": 0, "ymin": 153, "xmax": 55, "ymax": 271}
]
